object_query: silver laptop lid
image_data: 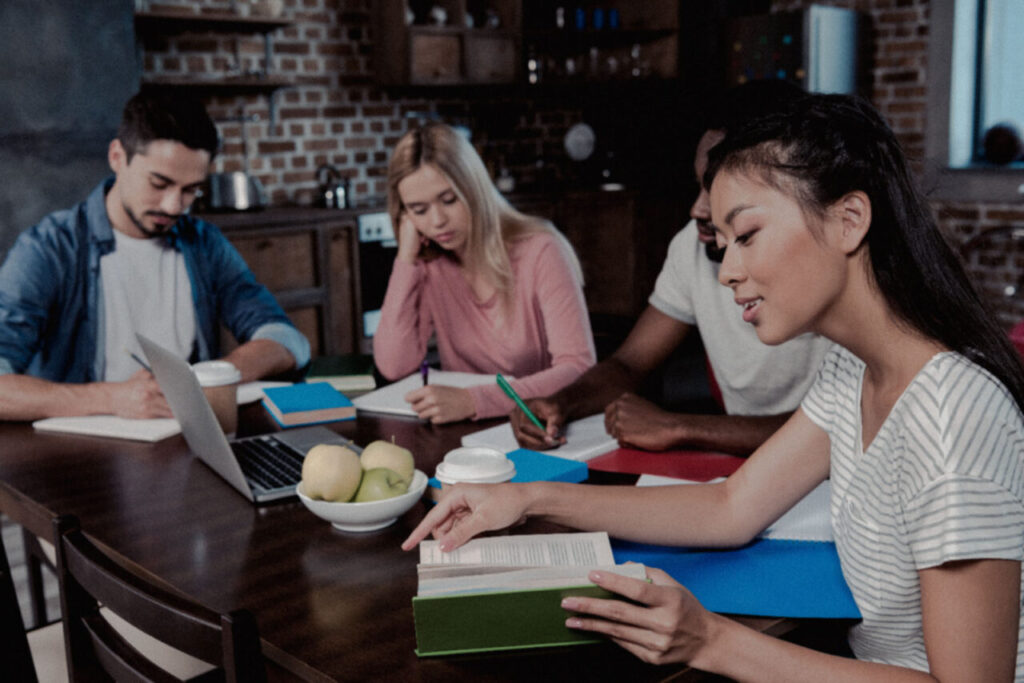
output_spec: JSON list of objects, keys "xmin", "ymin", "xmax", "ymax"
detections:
[{"xmin": 136, "ymin": 334, "xmax": 255, "ymax": 502}]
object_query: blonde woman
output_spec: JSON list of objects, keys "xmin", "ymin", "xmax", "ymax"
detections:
[{"xmin": 373, "ymin": 123, "xmax": 595, "ymax": 423}]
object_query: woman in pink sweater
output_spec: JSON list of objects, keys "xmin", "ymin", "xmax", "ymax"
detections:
[{"xmin": 374, "ymin": 123, "xmax": 596, "ymax": 423}]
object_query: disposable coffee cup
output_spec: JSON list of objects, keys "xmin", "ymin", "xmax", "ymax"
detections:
[
  {"xmin": 434, "ymin": 446, "xmax": 516, "ymax": 489},
  {"xmin": 192, "ymin": 361, "xmax": 242, "ymax": 436}
]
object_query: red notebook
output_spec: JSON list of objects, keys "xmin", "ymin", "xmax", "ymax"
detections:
[{"xmin": 586, "ymin": 448, "xmax": 745, "ymax": 481}]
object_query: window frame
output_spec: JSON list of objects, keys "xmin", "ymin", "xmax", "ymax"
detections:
[{"xmin": 924, "ymin": 0, "xmax": 1024, "ymax": 202}]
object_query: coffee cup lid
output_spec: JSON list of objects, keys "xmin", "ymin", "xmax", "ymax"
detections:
[
  {"xmin": 191, "ymin": 360, "xmax": 242, "ymax": 387},
  {"xmin": 435, "ymin": 446, "xmax": 515, "ymax": 485}
]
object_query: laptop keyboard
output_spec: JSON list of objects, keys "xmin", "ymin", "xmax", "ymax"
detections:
[{"xmin": 231, "ymin": 436, "xmax": 305, "ymax": 490}]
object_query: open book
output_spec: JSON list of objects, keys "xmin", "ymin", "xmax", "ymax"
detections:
[{"xmin": 413, "ymin": 531, "xmax": 646, "ymax": 656}]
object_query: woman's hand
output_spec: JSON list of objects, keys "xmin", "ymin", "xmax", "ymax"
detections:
[
  {"xmin": 401, "ymin": 482, "xmax": 534, "ymax": 552},
  {"xmin": 404, "ymin": 385, "xmax": 475, "ymax": 423},
  {"xmin": 397, "ymin": 213, "xmax": 426, "ymax": 264},
  {"xmin": 561, "ymin": 567, "xmax": 713, "ymax": 666}
]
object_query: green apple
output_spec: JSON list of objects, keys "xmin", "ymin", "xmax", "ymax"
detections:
[
  {"xmin": 301, "ymin": 444, "xmax": 363, "ymax": 502},
  {"xmin": 359, "ymin": 440, "xmax": 415, "ymax": 484},
  {"xmin": 353, "ymin": 467, "xmax": 410, "ymax": 502}
]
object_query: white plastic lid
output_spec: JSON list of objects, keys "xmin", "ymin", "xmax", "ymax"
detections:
[
  {"xmin": 191, "ymin": 360, "xmax": 242, "ymax": 387},
  {"xmin": 435, "ymin": 446, "xmax": 516, "ymax": 485}
]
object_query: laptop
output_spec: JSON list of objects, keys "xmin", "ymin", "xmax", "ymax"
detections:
[{"xmin": 137, "ymin": 334, "xmax": 358, "ymax": 504}]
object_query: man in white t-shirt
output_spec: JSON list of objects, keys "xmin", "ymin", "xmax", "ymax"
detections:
[
  {"xmin": 512, "ymin": 81, "xmax": 830, "ymax": 455},
  {"xmin": 0, "ymin": 91, "xmax": 309, "ymax": 421}
]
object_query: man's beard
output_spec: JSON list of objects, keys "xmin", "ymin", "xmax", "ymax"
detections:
[{"xmin": 124, "ymin": 204, "xmax": 180, "ymax": 238}]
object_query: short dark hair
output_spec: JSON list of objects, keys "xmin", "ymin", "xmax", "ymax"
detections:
[{"xmin": 117, "ymin": 90, "xmax": 219, "ymax": 161}]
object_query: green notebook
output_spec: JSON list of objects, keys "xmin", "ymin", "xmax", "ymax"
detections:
[{"xmin": 412, "ymin": 532, "xmax": 646, "ymax": 656}]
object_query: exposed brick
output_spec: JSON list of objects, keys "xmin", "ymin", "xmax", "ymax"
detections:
[
  {"xmin": 258, "ymin": 141, "xmax": 297, "ymax": 154},
  {"xmin": 304, "ymin": 139, "xmax": 339, "ymax": 151}
]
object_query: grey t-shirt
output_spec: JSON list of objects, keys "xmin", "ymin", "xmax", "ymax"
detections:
[{"xmin": 648, "ymin": 220, "xmax": 831, "ymax": 415}]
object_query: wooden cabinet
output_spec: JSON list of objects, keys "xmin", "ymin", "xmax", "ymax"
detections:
[
  {"xmin": 205, "ymin": 209, "xmax": 361, "ymax": 358},
  {"xmin": 509, "ymin": 190, "xmax": 682, "ymax": 319},
  {"xmin": 374, "ymin": 1, "xmax": 521, "ymax": 85}
]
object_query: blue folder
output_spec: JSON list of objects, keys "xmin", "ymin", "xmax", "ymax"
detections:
[
  {"xmin": 428, "ymin": 448, "xmax": 588, "ymax": 490},
  {"xmin": 612, "ymin": 537, "xmax": 861, "ymax": 619}
]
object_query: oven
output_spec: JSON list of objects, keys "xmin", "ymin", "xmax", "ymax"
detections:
[{"xmin": 356, "ymin": 211, "xmax": 397, "ymax": 353}]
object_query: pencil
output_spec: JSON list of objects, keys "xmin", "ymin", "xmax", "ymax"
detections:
[
  {"xmin": 495, "ymin": 374, "xmax": 545, "ymax": 431},
  {"xmin": 125, "ymin": 347, "xmax": 152, "ymax": 373}
]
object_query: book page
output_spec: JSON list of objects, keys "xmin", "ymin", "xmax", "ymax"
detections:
[
  {"xmin": 417, "ymin": 563, "xmax": 647, "ymax": 597},
  {"xmin": 418, "ymin": 531, "xmax": 615, "ymax": 567},
  {"xmin": 461, "ymin": 413, "xmax": 616, "ymax": 462}
]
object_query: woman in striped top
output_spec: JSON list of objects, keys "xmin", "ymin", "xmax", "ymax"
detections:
[{"xmin": 404, "ymin": 95, "xmax": 1024, "ymax": 681}]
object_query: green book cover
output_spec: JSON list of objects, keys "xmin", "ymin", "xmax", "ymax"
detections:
[
  {"xmin": 307, "ymin": 354, "xmax": 375, "ymax": 379},
  {"xmin": 413, "ymin": 583, "xmax": 617, "ymax": 656}
]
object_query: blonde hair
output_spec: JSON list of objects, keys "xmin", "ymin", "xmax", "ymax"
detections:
[{"xmin": 387, "ymin": 123, "xmax": 582, "ymax": 296}]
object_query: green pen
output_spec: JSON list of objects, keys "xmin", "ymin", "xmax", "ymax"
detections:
[{"xmin": 496, "ymin": 374, "xmax": 545, "ymax": 431}]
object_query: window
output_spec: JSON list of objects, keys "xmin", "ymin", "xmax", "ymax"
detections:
[{"xmin": 925, "ymin": 0, "xmax": 1024, "ymax": 201}]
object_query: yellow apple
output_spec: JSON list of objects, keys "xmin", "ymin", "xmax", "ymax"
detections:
[
  {"xmin": 353, "ymin": 467, "xmax": 410, "ymax": 502},
  {"xmin": 301, "ymin": 444, "xmax": 363, "ymax": 502},
  {"xmin": 359, "ymin": 440, "xmax": 415, "ymax": 484}
]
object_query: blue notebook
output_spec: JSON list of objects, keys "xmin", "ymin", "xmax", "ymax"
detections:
[
  {"xmin": 428, "ymin": 448, "xmax": 588, "ymax": 490},
  {"xmin": 612, "ymin": 537, "xmax": 860, "ymax": 619},
  {"xmin": 261, "ymin": 382, "xmax": 356, "ymax": 427}
]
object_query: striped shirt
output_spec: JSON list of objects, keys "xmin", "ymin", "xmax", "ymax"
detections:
[{"xmin": 802, "ymin": 345, "xmax": 1024, "ymax": 676}]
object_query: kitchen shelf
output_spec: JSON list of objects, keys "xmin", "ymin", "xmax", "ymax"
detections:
[
  {"xmin": 133, "ymin": 10, "xmax": 290, "ymax": 35},
  {"xmin": 140, "ymin": 75, "xmax": 293, "ymax": 93},
  {"xmin": 134, "ymin": 9, "xmax": 294, "ymax": 124}
]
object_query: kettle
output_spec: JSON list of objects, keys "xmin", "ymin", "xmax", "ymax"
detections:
[
  {"xmin": 205, "ymin": 172, "xmax": 269, "ymax": 211},
  {"xmin": 316, "ymin": 164, "xmax": 350, "ymax": 209}
]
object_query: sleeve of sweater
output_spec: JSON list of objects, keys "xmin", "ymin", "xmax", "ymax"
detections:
[
  {"xmin": 468, "ymin": 235, "xmax": 596, "ymax": 419},
  {"xmin": 372, "ymin": 259, "xmax": 433, "ymax": 380}
]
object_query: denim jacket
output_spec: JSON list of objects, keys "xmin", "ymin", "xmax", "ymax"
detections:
[{"xmin": 0, "ymin": 178, "xmax": 309, "ymax": 382}]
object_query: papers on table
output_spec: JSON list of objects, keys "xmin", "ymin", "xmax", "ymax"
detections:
[
  {"xmin": 32, "ymin": 416, "xmax": 182, "ymax": 442},
  {"xmin": 352, "ymin": 371, "xmax": 494, "ymax": 417},
  {"xmin": 636, "ymin": 474, "xmax": 832, "ymax": 542},
  {"xmin": 461, "ymin": 413, "xmax": 616, "ymax": 462}
]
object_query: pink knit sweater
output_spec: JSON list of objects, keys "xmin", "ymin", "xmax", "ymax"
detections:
[{"xmin": 373, "ymin": 232, "xmax": 596, "ymax": 419}]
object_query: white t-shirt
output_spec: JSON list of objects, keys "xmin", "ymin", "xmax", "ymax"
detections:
[
  {"xmin": 803, "ymin": 345, "xmax": 1024, "ymax": 676},
  {"xmin": 648, "ymin": 221, "xmax": 830, "ymax": 415},
  {"xmin": 100, "ymin": 230, "xmax": 195, "ymax": 381}
]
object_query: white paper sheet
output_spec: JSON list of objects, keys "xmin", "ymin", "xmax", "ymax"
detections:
[
  {"xmin": 461, "ymin": 413, "xmax": 616, "ymax": 462},
  {"xmin": 352, "ymin": 370, "xmax": 495, "ymax": 416}
]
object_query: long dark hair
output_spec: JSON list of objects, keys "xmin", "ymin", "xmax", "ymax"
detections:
[{"xmin": 705, "ymin": 93, "xmax": 1024, "ymax": 411}]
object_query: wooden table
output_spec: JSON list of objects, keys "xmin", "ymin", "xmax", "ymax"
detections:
[{"xmin": 0, "ymin": 405, "xmax": 794, "ymax": 682}]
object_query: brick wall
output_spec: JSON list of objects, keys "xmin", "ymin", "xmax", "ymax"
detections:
[
  {"xmin": 141, "ymin": 0, "xmax": 594, "ymax": 207},
  {"xmin": 772, "ymin": 0, "xmax": 1024, "ymax": 327}
]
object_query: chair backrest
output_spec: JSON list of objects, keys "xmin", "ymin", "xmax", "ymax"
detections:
[
  {"xmin": 53, "ymin": 515, "xmax": 266, "ymax": 683},
  {"xmin": 1, "ymin": 522, "xmax": 39, "ymax": 682}
]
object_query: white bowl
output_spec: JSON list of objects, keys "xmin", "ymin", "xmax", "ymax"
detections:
[{"xmin": 297, "ymin": 470, "xmax": 428, "ymax": 532}]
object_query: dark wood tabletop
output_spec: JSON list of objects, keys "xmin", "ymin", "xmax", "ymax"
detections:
[{"xmin": 0, "ymin": 404, "xmax": 793, "ymax": 682}]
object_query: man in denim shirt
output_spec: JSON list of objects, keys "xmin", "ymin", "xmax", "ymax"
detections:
[{"xmin": 0, "ymin": 91, "xmax": 309, "ymax": 421}]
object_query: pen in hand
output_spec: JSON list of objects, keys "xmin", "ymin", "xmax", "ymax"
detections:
[
  {"xmin": 495, "ymin": 374, "xmax": 546, "ymax": 432},
  {"xmin": 125, "ymin": 347, "xmax": 153, "ymax": 374},
  {"xmin": 420, "ymin": 360, "xmax": 429, "ymax": 386}
]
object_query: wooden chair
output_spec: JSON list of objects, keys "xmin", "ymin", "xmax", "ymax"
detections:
[
  {"xmin": 2, "ymin": 520, "xmax": 65, "ymax": 682},
  {"xmin": 53, "ymin": 514, "xmax": 267, "ymax": 682},
  {"xmin": 22, "ymin": 526, "xmax": 57, "ymax": 628}
]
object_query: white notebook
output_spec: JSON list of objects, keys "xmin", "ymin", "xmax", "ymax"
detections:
[
  {"xmin": 637, "ymin": 474, "xmax": 833, "ymax": 542},
  {"xmin": 33, "ymin": 415, "xmax": 182, "ymax": 443},
  {"xmin": 352, "ymin": 370, "xmax": 495, "ymax": 417},
  {"xmin": 461, "ymin": 413, "xmax": 617, "ymax": 462}
]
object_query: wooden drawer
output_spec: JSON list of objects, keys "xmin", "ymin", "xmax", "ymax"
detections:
[
  {"xmin": 230, "ymin": 231, "xmax": 318, "ymax": 291},
  {"xmin": 410, "ymin": 33, "xmax": 462, "ymax": 84},
  {"xmin": 464, "ymin": 35, "xmax": 517, "ymax": 83}
]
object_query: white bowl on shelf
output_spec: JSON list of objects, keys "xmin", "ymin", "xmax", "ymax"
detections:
[{"xmin": 296, "ymin": 470, "xmax": 428, "ymax": 532}]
